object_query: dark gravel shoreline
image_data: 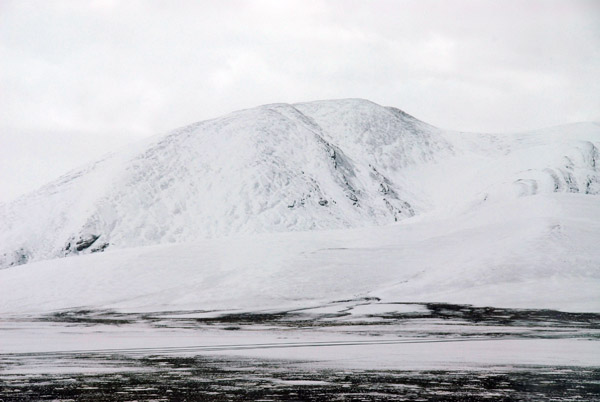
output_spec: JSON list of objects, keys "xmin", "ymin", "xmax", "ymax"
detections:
[{"xmin": 2, "ymin": 355, "xmax": 599, "ymax": 401}]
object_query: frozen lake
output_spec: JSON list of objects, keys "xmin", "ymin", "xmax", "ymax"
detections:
[{"xmin": 2, "ymin": 300, "xmax": 599, "ymax": 400}]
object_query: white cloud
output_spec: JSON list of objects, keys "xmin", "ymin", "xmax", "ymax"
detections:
[{"xmin": 1, "ymin": 0, "xmax": 599, "ymax": 201}]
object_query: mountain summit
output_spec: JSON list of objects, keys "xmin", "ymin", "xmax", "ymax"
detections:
[{"xmin": 1, "ymin": 99, "xmax": 599, "ymax": 269}]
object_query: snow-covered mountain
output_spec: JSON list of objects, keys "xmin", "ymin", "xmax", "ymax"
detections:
[{"xmin": 1, "ymin": 99, "xmax": 599, "ymax": 271}]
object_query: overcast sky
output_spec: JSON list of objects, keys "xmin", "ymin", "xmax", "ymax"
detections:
[{"xmin": 1, "ymin": 0, "xmax": 599, "ymax": 202}]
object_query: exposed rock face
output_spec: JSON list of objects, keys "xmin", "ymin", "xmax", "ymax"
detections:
[
  {"xmin": 75, "ymin": 235, "xmax": 100, "ymax": 252},
  {"xmin": 0, "ymin": 248, "xmax": 31, "ymax": 269}
]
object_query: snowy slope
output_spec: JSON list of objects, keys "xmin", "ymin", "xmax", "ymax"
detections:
[
  {"xmin": 0, "ymin": 98, "xmax": 599, "ymax": 288},
  {"xmin": 1, "ymin": 100, "xmax": 443, "ymax": 268},
  {"xmin": 0, "ymin": 193, "xmax": 598, "ymax": 314}
]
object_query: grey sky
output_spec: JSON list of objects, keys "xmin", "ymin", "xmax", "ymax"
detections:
[{"xmin": 1, "ymin": 0, "xmax": 599, "ymax": 202}]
